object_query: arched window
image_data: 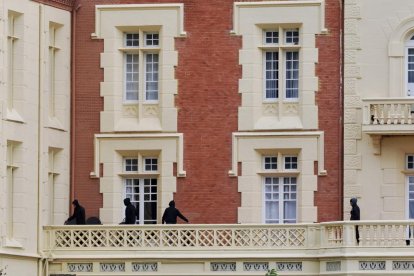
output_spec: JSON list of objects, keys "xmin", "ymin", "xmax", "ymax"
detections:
[{"xmin": 406, "ymin": 34, "xmax": 414, "ymax": 96}]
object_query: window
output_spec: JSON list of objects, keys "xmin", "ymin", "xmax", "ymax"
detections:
[
  {"xmin": 48, "ymin": 148, "xmax": 61, "ymax": 225},
  {"xmin": 407, "ymin": 35, "xmax": 414, "ymax": 97},
  {"xmin": 262, "ymin": 153, "xmax": 298, "ymax": 223},
  {"xmin": 284, "ymin": 156, "xmax": 298, "ymax": 170},
  {"xmin": 263, "ymin": 28, "xmax": 300, "ymax": 101},
  {"xmin": 125, "ymin": 158, "xmax": 139, "ymax": 172},
  {"xmin": 264, "ymin": 177, "xmax": 297, "ymax": 223},
  {"xmin": 6, "ymin": 141, "xmax": 20, "ymax": 238},
  {"xmin": 407, "ymin": 154, "xmax": 414, "ymax": 170},
  {"xmin": 49, "ymin": 23, "xmax": 61, "ymax": 117},
  {"xmin": 263, "ymin": 156, "xmax": 277, "ymax": 170},
  {"xmin": 7, "ymin": 11, "xmax": 20, "ymax": 111},
  {"xmin": 125, "ymin": 178, "xmax": 157, "ymax": 224},
  {"xmin": 144, "ymin": 158, "xmax": 158, "ymax": 172},
  {"xmin": 123, "ymin": 32, "xmax": 159, "ymax": 102},
  {"xmin": 123, "ymin": 155, "xmax": 159, "ymax": 224}
]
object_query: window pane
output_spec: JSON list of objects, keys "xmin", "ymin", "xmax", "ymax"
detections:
[
  {"xmin": 125, "ymin": 158, "xmax": 138, "ymax": 171},
  {"xmin": 145, "ymin": 32, "xmax": 159, "ymax": 47},
  {"xmin": 125, "ymin": 54, "xmax": 139, "ymax": 101},
  {"xmin": 265, "ymin": 201, "xmax": 279, "ymax": 223},
  {"xmin": 126, "ymin": 33, "xmax": 139, "ymax": 47},
  {"xmin": 264, "ymin": 30, "xmax": 278, "ymax": 44},
  {"xmin": 265, "ymin": 51, "xmax": 279, "ymax": 99},
  {"xmin": 285, "ymin": 52, "xmax": 299, "ymax": 99},
  {"xmin": 283, "ymin": 201, "xmax": 296, "ymax": 223},
  {"xmin": 145, "ymin": 53, "xmax": 159, "ymax": 101},
  {"xmin": 408, "ymin": 155, "xmax": 414, "ymax": 169},
  {"xmin": 285, "ymin": 29, "xmax": 299, "ymax": 44}
]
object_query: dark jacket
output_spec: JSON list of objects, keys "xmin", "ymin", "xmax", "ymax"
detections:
[
  {"xmin": 162, "ymin": 200, "xmax": 188, "ymax": 224},
  {"xmin": 124, "ymin": 198, "xmax": 137, "ymax": 224},
  {"xmin": 350, "ymin": 197, "xmax": 360, "ymax": 221},
  {"xmin": 67, "ymin": 200, "xmax": 86, "ymax": 225}
]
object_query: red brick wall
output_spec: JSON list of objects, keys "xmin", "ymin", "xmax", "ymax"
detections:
[
  {"xmin": 72, "ymin": 0, "xmax": 342, "ymax": 223},
  {"xmin": 314, "ymin": 0, "xmax": 343, "ymax": 222}
]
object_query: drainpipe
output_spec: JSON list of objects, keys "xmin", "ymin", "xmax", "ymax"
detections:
[
  {"xmin": 37, "ymin": 3, "xmax": 45, "ymax": 275},
  {"xmin": 70, "ymin": 0, "xmax": 81, "ymax": 211},
  {"xmin": 340, "ymin": 0, "xmax": 345, "ymax": 220}
]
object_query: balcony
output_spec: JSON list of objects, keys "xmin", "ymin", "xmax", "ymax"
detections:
[
  {"xmin": 362, "ymin": 98, "xmax": 414, "ymax": 135},
  {"xmin": 43, "ymin": 221, "xmax": 414, "ymax": 275}
]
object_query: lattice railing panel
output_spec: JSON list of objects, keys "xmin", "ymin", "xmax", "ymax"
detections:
[
  {"xmin": 198, "ymin": 229, "xmax": 215, "ymax": 246},
  {"xmin": 108, "ymin": 230, "xmax": 126, "ymax": 247},
  {"xmin": 288, "ymin": 228, "xmax": 306, "ymax": 246},
  {"xmin": 181, "ymin": 230, "xmax": 197, "ymax": 246},
  {"xmin": 234, "ymin": 229, "xmax": 251, "ymax": 246},
  {"xmin": 46, "ymin": 224, "xmax": 317, "ymax": 250},
  {"xmin": 216, "ymin": 229, "xmax": 233, "ymax": 246}
]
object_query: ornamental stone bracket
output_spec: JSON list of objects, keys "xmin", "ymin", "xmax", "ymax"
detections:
[{"xmin": 90, "ymin": 133, "xmax": 186, "ymax": 178}]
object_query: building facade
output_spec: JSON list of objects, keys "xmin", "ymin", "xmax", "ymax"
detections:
[
  {"xmin": 344, "ymin": 0, "xmax": 414, "ymax": 220},
  {"xmin": 0, "ymin": 0, "xmax": 72, "ymax": 275},
  {"xmin": 14, "ymin": 0, "xmax": 414, "ymax": 275},
  {"xmin": 72, "ymin": 0, "xmax": 342, "ymax": 226}
]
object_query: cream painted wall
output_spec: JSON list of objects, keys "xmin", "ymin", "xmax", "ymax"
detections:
[
  {"xmin": 344, "ymin": 0, "xmax": 414, "ymax": 220},
  {"xmin": 0, "ymin": 0, "xmax": 71, "ymax": 275}
]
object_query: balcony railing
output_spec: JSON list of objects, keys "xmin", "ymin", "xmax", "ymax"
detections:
[
  {"xmin": 362, "ymin": 98, "xmax": 414, "ymax": 134},
  {"xmin": 43, "ymin": 221, "xmax": 414, "ymax": 252},
  {"xmin": 41, "ymin": 221, "xmax": 414, "ymax": 275}
]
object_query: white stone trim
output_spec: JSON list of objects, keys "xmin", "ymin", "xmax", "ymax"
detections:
[
  {"xmin": 231, "ymin": 0, "xmax": 327, "ymax": 35},
  {"xmin": 92, "ymin": 3, "xmax": 186, "ymax": 39},
  {"xmin": 90, "ymin": 133, "xmax": 186, "ymax": 178},
  {"xmin": 229, "ymin": 131, "xmax": 326, "ymax": 177}
]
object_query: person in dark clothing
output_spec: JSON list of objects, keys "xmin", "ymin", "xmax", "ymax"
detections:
[
  {"xmin": 162, "ymin": 200, "xmax": 189, "ymax": 224},
  {"xmin": 123, "ymin": 198, "xmax": 137, "ymax": 224},
  {"xmin": 65, "ymin": 199, "xmax": 86, "ymax": 225},
  {"xmin": 350, "ymin": 197, "xmax": 360, "ymax": 244}
]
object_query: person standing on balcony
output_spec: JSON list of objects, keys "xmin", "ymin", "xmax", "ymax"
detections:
[
  {"xmin": 350, "ymin": 197, "xmax": 360, "ymax": 244},
  {"xmin": 123, "ymin": 198, "xmax": 137, "ymax": 224},
  {"xmin": 162, "ymin": 200, "xmax": 189, "ymax": 224},
  {"xmin": 65, "ymin": 199, "xmax": 86, "ymax": 225}
]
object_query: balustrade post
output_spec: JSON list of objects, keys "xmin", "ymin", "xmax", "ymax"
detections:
[
  {"xmin": 343, "ymin": 223, "xmax": 357, "ymax": 247},
  {"xmin": 307, "ymin": 225, "xmax": 319, "ymax": 249}
]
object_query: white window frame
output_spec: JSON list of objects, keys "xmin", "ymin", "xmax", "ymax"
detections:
[
  {"xmin": 262, "ymin": 153, "xmax": 299, "ymax": 224},
  {"xmin": 263, "ymin": 156, "xmax": 277, "ymax": 170},
  {"xmin": 7, "ymin": 12, "xmax": 20, "ymax": 111},
  {"xmin": 407, "ymin": 154, "xmax": 414, "ymax": 170},
  {"xmin": 406, "ymin": 34, "xmax": 414, "ymax": 97},
  {"xmin": 143, "ymin": 157, "xmax": 158, "ymax": 172},
  {"xmin": 283, "ymin": 155, "xmax": 298, "ymax": 170},
  {"xmin": 124, "ymin": 178, "xmax": 158, "ymax": 224},
  {"xmin": 262, "ymin": 28, "xmax": 300, "ymax": 102},
  {"xmin": 263, "ymin": 176, "xmax": 297, "ymax": 224},
  {"xmin": 124, "ymin": 157, "xmax": 139, "ymax": 172},
  {"xmin": 406, "ymin": 154, "xmax": 414, "ymax": 220},
  {"xmin": 123, "ymin": 31, "xmax": 160, "ymax": 104}
]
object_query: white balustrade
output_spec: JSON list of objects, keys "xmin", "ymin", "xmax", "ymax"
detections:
[
  {"xmin": 44, "ymin": 221, "xmax": 414, "ymax": 252},
  {"xmin": 44, "ymin": 224, "xmax": 310, "ymax": 250},
  {"xmin": 362, "ymin": 99, "xmax": 414, "ymax": 126}
]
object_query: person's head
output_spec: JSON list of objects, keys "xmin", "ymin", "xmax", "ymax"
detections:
[
  {"xmin": 72, "ymin": 199, "xmax": 79, "ymax": 206},
  {"xmin": 350, "ymin": 197, "xmax": 358, "ymax": 206},
  {"xmin": 124, "ymin": 198, "xmax": 131, "ymax": 206},
  {"xmin": 169, "ymin": 200, "xmax": 175, "ymax": 207}
]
